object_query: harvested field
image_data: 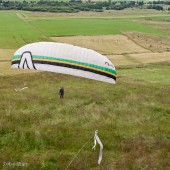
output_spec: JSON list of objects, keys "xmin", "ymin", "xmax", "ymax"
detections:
[
  {"xmin": 0, "ymin": 49, "xmax": 15, "ymax": 61},
  {"xmin": 0, "ymin": 62, "xmax": 39, "ymax": 76},
  {"xmin": 129, "ymin": 52, "xmax": 170, "ymax": 64},
  {"xmin": 29, "ymin": 9, "xmax": 168, "ymax": 18},
  {"xmin": 124, "ymin": 32, "xmax": 170, "ymax": 52},
  {"xmin": 107, "ymin": 52, "xmax": 170, "ymax": 67},
  {"xmin": 107, "ymin": 55, "xmax": 140, "ymax": 66},
  {"xmin": 52, "ymin": 35, "xmax": 150, "ymax": 55}
]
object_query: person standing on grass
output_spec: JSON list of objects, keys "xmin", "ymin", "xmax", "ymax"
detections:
[{"xmin": 59, "ymin": 86, "xmax": 64, "ymax": 99}]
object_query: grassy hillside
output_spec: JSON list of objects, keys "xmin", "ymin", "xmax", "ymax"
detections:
[{"xmin": 0, "ymin": 63, "xmax": 170, "ymax": 170}]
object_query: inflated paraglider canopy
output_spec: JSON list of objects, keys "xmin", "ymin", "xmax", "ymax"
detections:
[{"xmin": 11, "ymin": 42, "xmax": 116, "ymax": 84}]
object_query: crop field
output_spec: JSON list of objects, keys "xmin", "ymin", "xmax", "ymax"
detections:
[
  {"xmin": 52, "ymin": 35, "xmax": 150, "ymax": 55},
  {"xmin": 0, "ymin": 9, "xmax": 170, "ymax": 170}
]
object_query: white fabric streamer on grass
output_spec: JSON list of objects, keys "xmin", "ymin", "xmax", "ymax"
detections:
[
  {"xmin": 92, "ymin": 130, "xmax": 103, "ymax": 164},
  {"xmin": 65, "ymin": 130, "xmax": 103, "ymax": 170},
  {"xmin": 15, "ymin": 87, "xmax": 28, "ymax": 91}
]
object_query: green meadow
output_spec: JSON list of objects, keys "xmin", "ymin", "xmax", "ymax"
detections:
[
  {"xmin": 1, "ymin": 64, "xmax": 170, "ymax": 170},
  {"xmin": 31, "ymin": 18, "xmax": 166, "ymax": 37},
  {"xmin": 0, "ymin": 11, "xmax": 49, "ymax": 49}
]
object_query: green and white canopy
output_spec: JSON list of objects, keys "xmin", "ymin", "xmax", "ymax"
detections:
[{"xmin": 11, "ymin": 42, "xmax": 116, "ymax": 84}]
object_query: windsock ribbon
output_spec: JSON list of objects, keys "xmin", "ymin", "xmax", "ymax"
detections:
[
  {"xmin": 15, "ymin": 87, "xmax": 28, "ymax": 91},
  {"xmin": 92, "ymin": 130, "xmax": 103, "ymax": 164}
]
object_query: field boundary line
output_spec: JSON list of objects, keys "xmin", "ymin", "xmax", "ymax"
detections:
[
  {"xmin": 16, "ymin": 11, "xmax": 52, "ymax": 41},
  {"xmin": 121, "ymin": 32, "xmax": 153, "ymax": 52}
]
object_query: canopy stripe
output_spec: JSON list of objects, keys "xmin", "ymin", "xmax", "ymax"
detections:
[
  {"xmin": 12, "ymin": 55, "xmax": 116, "ymax": 76},
  {"xmin": 12, "ymin": 58, "xmax": 116, "ymax": 81}
]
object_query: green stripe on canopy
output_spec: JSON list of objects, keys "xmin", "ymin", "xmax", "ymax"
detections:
[{"xmin": 12, "ymin": 55, "xmax": 116, "ymax": 75}]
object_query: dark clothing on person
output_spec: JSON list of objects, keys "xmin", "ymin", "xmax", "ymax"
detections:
[{"xmin": 59, "ymin": 87, "xmax": 64, "ymax": 98}]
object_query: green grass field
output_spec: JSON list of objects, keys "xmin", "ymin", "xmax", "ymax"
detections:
[
  {"xmin": 0, "ymin": 11, "xmax": 49, "ymax": 49},
  {"xmin": 31, "ymin": 18, "xmax": 166, "ymax": 36},
  {"xmin": 0, "ymin": 64, "xmax": 170, "ymax": 170}
]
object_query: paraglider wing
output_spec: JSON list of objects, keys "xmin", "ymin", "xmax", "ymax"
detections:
[{"xmin": 11, "ymin": 42, "xmax": 116, "ymax": 84}]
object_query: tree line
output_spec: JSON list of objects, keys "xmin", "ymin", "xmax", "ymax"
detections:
[{"xmin": 0, "ymin": 0, "xmax": 170, "ymax": 13}]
